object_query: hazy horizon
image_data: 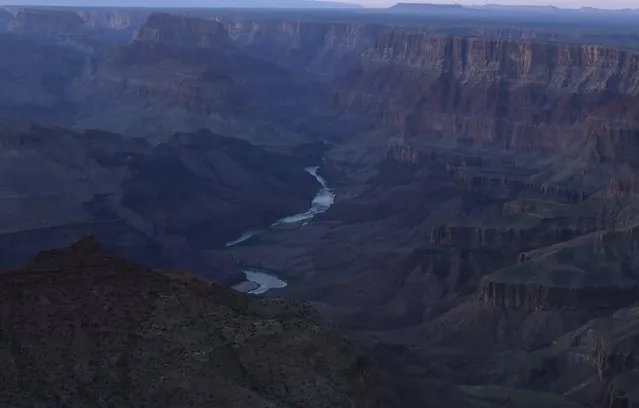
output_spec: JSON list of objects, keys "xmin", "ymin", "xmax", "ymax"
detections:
[
  {"xmin": 2, "ymin": 0, "xmax": 638, "ymax": 9},
  {"xmin": 353, "ymin": 0, "xmax": 639, "ymax": 8}
]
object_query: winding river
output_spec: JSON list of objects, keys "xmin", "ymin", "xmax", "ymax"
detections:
[{"xmin": 229, "ymin": 166, "xmax": 335, "ymax": 294}]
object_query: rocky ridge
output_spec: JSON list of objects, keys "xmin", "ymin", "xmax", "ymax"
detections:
[
  {"xmin": 0, "ymin": 123, "xmax": 317, "ymax": 283},
  {"xmin": 0, "ymin": 235, "xmax": 381, "ymax": 408}
]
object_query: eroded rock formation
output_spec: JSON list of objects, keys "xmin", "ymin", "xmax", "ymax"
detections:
[
  {"xmin": 478, "ymin": 228, "xmax": 639, "ymax": 311},
  {"xmin": 217, "ymin": 17, "xmax": 378, "ymax": 75},
  {"xmin": 334, "ymin": 32, "xmax": 639, "ymax": 159},
  {"xmin": 135, "ymin": 13, "xmax": 230, "ymax": 48},
  {"xmin": 8, "ymin": 8, "xmax": 86, "ymax": 34}
]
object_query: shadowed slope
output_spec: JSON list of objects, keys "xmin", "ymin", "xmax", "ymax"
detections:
[{"xmin": 0, "ymin": 235, "xmax": 380, "ymax": 408}]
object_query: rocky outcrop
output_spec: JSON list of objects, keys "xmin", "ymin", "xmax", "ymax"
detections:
[
  {"xmin": 77, "ymin": 8, "xmax": 149, "ymax": 30},
  {"xmin": 135, "ymin": 13, "xmax": 230, "ymax": 49},
  {"xmin": 80, "ymin": 12, "xmax": 325, "ymax": 130},
  {"xmin": 478, "ymin": 229, "xmax": 639, "ymax": 311},
  {"xmin": 449, "ymin": 168, "xmax": 590, "ymax": 203},
  {"xmin": 594, "ymin": 307, "xmax": 639, "ymax": 383},
  {"xmin": 479, "ymin": 279, "xmax": 639, "ymax": 311},
  {"xmin": 217, "ymin": 17, "xmax": 378, "ymax": 75},
  {"xmin": 334, "ymin": 32, "xmax": 639, "ymax": 159},
  {"xmin": 0, "ymin": 35, "xmax": 88, "ymax": 120},
  {"xmin": 82, "ymin": 14, "xmax": 246, "ymax": 119},
  {"xmin": 8, "ymin": 8, "xmax": 86, "ymax": 34},
  {"xmin": 605, "ymin": 370, "xmax": 639, "ymax": 408},
  {"xmin": 1, "ymin": 6, "xmax": 150, "ymax": 43},
  {"xmin": 458, "ymin": 26, "xmax": 639, "ymax": 50},
  {"xmin": 0, "ymin": 235, "xmax": 381, "ymax": 408},
  {"xmin": 99, "ymin": 40, "xmax": 246, "ymax": 116},
  {"xmin": 430, "ymin": 222, "xmax": 596, "ymax": 252},
  {"xmin": 0, "ymin": 8, "xmax": 12, "ymax": 31}
]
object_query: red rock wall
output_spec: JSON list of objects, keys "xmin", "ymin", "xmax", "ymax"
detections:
[{"xmin": 333, "ymin": 30, "xmax": 639, "ymax": 159}]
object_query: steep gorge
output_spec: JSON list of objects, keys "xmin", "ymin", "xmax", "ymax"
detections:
[{"xmin": 3, "ymin": 7, "xmax": 639, "ymax": 408}]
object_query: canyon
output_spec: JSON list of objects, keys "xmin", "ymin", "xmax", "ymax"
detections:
[{"xmin": 0, "ymin": 4, "xmax": 639, "ymax": 408}]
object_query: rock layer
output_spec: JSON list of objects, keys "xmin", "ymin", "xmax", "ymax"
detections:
[
  {"xmin": 135, "ymin": 13, "xmax": 230, "ymax": 48},
  {"xmin": 217, "ymin": 17, "xmax": 378, "ymax": 75},
  {"xmin": 8, "ymin": 8, "xmax": 86, "ymax": 34},
  {"xmin": 334, "ymin": 32, "xmax": 639, "ymax": 159},
  {"xmin": 478, "ymin": 229, "xmax": 639, "ymax": 311}
]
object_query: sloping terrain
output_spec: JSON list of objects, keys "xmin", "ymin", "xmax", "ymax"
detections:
[
  {"xmin": 0, "ymin": 235, "xmax": 380, "ymax": 408},
  {"xmin": 0, "ymin": 235, "xmax": 597, "ymax": 408},
  {"xmin": 0, "ymin": 122, "xmax": 317, "ymax": 283}
]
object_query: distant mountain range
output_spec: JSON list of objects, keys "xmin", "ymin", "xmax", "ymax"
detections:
[
  {"xmin": 389, "ymin": 2, "xmax": 639, "ymax": 13},
  {"xmin": 2, "ymin": 0, "xmax": 362, "ymax": 8}
]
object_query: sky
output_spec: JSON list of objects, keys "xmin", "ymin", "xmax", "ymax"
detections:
[
  {"xmin": 346, "ymin": 0, "xmax": 639, "ymax": 8},
  {"xmin": 3, "ymin": 0, "xmax": 637, "ymax": 9}
]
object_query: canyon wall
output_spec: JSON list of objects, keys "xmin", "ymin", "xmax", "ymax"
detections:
[
  {"xmin": 135, "ymin": 13, "xmax": 229, "ymax": 48},
  {"xmin": 77, "ymin": 8, "xmax": 149, "ymax": 30},
  {"xmin": 477, "ymin": 226, "xmax": 639, "ymax": 312},
  {"xmin": 199, "ymin": 14, "xmax": 639, "ymax": 167},
  {"xmin": 8, "ymin": 9, "xmax": 639, "ymax": 164},
  {"xmin": 215, "ymin": 17, "xmax": 379, "ymax": 75},
  {"xmin": 8, "ymin": 8, "xmax": 86, "ymax": 34},
  {"xmin": 2, "ymin": 6, "xmax": 148, "ymax": 36},
  {"xmin": 333, "ymin": 30, "xmax": 639, "ymax": 160}
]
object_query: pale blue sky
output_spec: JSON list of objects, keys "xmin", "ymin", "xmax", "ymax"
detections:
[
  {"xmin": 349, "ymin": 0, "xmax": 639, "ymax": 8},
  {"xmin": 4, "ymin": 0, "xmax": 637, "ymax": 9}
]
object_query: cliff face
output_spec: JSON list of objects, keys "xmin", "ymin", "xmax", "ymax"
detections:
[
  {"xmin": 100, "ymin": 41, "xmax": 246, "ymax": 117},
  {"xmin": 3, "ymin": 6, "xmax": 149, "ymax": 33},
  {"xmin": 478, "ymin": 228, "xmax": 639, "ymax": 311},
  {"xmin": 135, "ymin": 13, "xmax": 230, "ymax": 49},
  {"xmin": 217, "ymin": 17, "xmax": 378, "ymax": 75},
  {"xmin": 78, "ymin": 14, "xmax": 245, "ymax": 124},
  {"xmin": 0, "ymin": 34, "xmax": 88, "ymax": 120},
  {"xmin": 430, "ymin": 223, "xmax": 596, "ymax": 253},
  {"xmin": 8, "ymin": 8, "xmax": 86, "ymax": 34},
  {"xmin": 0, "ymin": 8, "xmax": 12, "ymax": 30},
  {"xmin": 75, "ymin": 12, "xmax": 328, "ymax": 136},
  {"xmin": 334, "ymin": 31, "xmax": 639, "ymax": 159},
  {"xmin": 77, "ymin": 8, "xmax": 149, "ymax": 30},
  {"xmin": 449, "ymin": 167, "xmax": 591, "ymax": 203}
]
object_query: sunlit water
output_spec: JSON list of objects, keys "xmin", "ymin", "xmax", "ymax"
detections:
[
  {"xmin": 272, "ymin": 166, "xmax": 335, "ymax": 225},
  {"xmin": 228, "ymin": 165, "xmax": 335, "ymax": 294},
  {"xmin": 225, "ymin": 166, "xmax": 335, "ymax": 246},
  {"xmin": 243, "ymin": 270, "xmax": 288, "ymax": 294}
]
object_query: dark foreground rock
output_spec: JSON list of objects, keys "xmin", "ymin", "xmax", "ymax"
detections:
[
  {"xmin": 0, "ymin": 235, "xmax": 381, "ymax": 408},
  {"xmin": 0, "ymin": 235, "xmax": 598, "ymax": 408}
]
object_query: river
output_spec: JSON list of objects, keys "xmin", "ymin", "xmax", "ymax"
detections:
[{"xmin": 229, "ymin": 166, "xmax": 335, "ymax": 294}]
